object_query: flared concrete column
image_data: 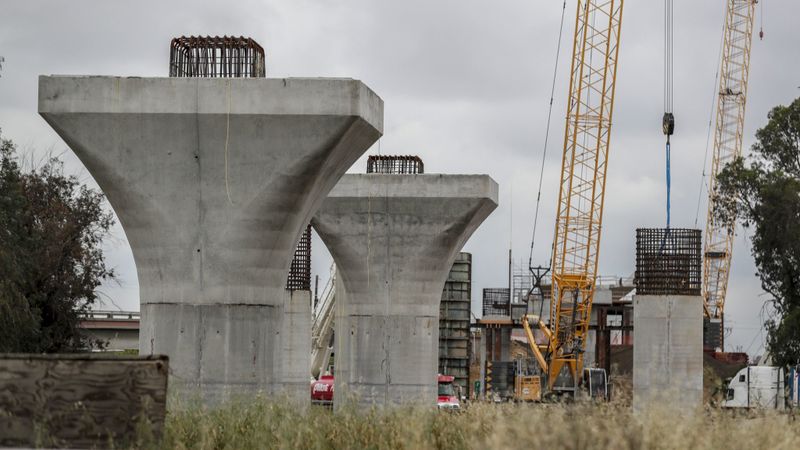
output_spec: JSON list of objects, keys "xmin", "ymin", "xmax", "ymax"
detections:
[
  {"xmin": 39, "ymin": 76, "xmax": 382, "ymax": 402},
  {"xmin": 312, "ymin": 174, "xmax": 498, "ymax": 407}
]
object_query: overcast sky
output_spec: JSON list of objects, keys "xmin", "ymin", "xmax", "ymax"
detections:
[{"xmin": 1, "ymin": 0, "xmax": 798, "ymax": 355}]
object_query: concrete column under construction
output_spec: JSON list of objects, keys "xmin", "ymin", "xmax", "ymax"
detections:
[
  {"xmin": 633, "ymin": 295, "xmax": 703, "ymax": 411},
  {"xmin": 39, "ymin": 76, "xmax": 383, "ymax": 402},
  {"xmin": 312, "ymin": 174, "xmax": 498, "ymax": 407}
]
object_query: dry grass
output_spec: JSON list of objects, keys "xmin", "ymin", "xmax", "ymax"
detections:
[{"xmin": 133, "ymin": 399, "xmax": 800, "ymax": 450}]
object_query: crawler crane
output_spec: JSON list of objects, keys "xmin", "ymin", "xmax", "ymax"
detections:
[{"xmin": 525, "ymin": 0, "xmax": 624, "ymax": 393}]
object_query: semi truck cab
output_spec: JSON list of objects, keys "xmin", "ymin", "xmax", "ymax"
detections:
[{"xmin": 723, "ymin": 366, "xmax": 785, "ymax": 409}]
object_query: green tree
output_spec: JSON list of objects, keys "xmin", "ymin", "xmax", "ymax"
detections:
[
  {"xmin": 0, "ymin": 130, "xmax": 115, "ymax": 352},
  {"xmin": 716, "ymin": 97, "xmax": 800, "ymax": 367}
]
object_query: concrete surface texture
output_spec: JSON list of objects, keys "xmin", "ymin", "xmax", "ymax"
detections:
[
  {"xmin": 312, "ymin": 174, "xmax": 498, "ymax": 407},
  {"xmin": 39, "ymin": 76, "xmax": 383, "ymax": 402},
  {"xmin": 633, "ymin": 295, "xmax": 703, "ymax": 411}
]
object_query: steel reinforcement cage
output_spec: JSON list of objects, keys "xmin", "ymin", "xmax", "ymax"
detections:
[
  {"xmin": 169, "ymin": 36, "xmax": 265, "ymax": 78},
  {"xmin": 286, "ymin": 225, "xmax": 312, "ymax": 291},
  {"xmin": 482, "ymin": 288, "xmax": 511, "ymax": 316},
  {"xmin": 635, "ymin": 228, "xmax": 702, "ymax": 296},
  {"xmin": 366, "ymin": 155, "xmax": 424, "ymax": 174}
]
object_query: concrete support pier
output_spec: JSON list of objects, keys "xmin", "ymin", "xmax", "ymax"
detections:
[
  {"xmin": 312, "ymin": 174, "xmax": 498, "ymax": 407},
  {"xmin": 39, "ymin": 76, "xmax": 383, "ymax": 402},
  {"xmin": 633, "ymin": 295, "xmax": 703, "ymax": 411}
]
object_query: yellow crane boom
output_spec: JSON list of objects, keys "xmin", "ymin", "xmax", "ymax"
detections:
[
  {"xmin": 541, "ymin": 0, "xmax": 624, "ymax": 389},
  {"xmin": 702, "ymin": 0, "xmax": 757, "ymax": 323}
]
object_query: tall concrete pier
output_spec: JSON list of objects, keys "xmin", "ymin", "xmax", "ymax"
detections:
[
  {"xmin": 312, "ymin": 174, "xmax": 498, "ymax": 407},
  {"xmin": 633, "ymin": 295, "xmax": 703, "ymax": 411},
  {"xmin": 39, "ymin": 76, "xmax": 383, "ymax": 401},
  {"xmin": 632, "ymin": 228, "xmax": 704, "ymax": 411}
]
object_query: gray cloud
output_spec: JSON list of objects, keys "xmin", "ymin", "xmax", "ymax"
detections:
[{"xmin": 2, "ymin": 0, "xmax": 798, "ymax": 355}]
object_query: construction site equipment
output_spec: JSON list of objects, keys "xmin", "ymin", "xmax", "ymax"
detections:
[
  {"xmin": 582, "ymin": 367, "xmax": 609, "ymax": 400},
  {"xmin": 437, "ymin": 374, "xmax": 462, "ymax": 410},
  {"xmin": 527, "ymin": 0, "xmax": 624, "ymax": 392},
  {"xmin": 309, "ymin": 374, "xmax": 461, "ymax": 409},
  {"xmin": 439, "ymin": 253, "xmax": 473, "ymax": 396},
  {"xmin": 310, "ymin": 374, "xmax": 334, "ymax": 407},
  {"xmin": 663, "ymin": 0, "xmax": 675, "ymax": 228},
  {"xmin": 514, "ymin": 375, "xmax": 543, "ymax": 402},
  {"xmin": 310, "ymin": 263, "xmax": 336, "ymax": 379},
  {"xmin": 702, "ymin": 1, "xmax": 757, "ymax": 330}
]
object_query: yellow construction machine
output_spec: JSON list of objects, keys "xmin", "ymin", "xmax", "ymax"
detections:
[{"xmin": 523, "ymin": 0, "xmax": 624, "ymax": 398}]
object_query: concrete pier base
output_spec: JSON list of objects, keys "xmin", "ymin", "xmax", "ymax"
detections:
[
  {"xmin": 279, "ymin": 290, "xmax": 312, "ymax": 404},
  {"xmin": 39, "ymin": 76, "xmax": 382, "ymax": 402},
  {"xmin": 313, "ymin": 174, "xmax": 498, "ymax": 408},
  {"xmin": 633, "ymin": 295, "xmax": 703, "ymax": 411}
]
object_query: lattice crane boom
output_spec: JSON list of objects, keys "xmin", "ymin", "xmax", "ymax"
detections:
[
  {"xmin": 543, "ymin": 0, "xmax": 624, "ymax": 389},
  {"xmin": 702, "ymin": 0, "xmax": 756, "ymax": 321}
]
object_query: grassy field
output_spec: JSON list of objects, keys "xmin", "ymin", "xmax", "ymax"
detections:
[{"xmin": 131, "ymin": 399, "xmax": 800, "ymax": 450}]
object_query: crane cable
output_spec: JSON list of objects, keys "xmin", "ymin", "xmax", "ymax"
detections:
[
  {"xmin": 528, "ymin": 0, "xmax": 567, "ymax": 271},
  {"xmin": 662, "ymin": 0, "xmax": 675, "ymax": 229}
]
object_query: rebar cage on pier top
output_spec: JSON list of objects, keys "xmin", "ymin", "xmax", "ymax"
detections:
[
  {"xmin": 286, "ymin": 225, "xmax": 312, "ymax": 291},
  {"xmin": 169, "ymin": 36, "xmax": 265, "ymax": 78},
  {"xmin": 366, "ymin": 155, "xmax": 424, "ymax": 174},
  {"xmin": 635, "ymin": 228, "xmax": 702, "ymax": 296}
]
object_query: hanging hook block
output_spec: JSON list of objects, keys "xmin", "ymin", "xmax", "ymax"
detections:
[{"xmin": 662, "ymin": 112, "xmax": 675, "ymax": 136}]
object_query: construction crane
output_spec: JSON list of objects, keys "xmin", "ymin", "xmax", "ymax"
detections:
[
  {"xmin": 702, "ymin": 0, "xmax": 757, "ymax": 330},
  {"xmin": 525, "ymin": 0, "xmax": 624, "ymax": 392}
]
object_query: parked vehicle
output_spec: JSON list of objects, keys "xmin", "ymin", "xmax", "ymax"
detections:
[
  {"xmin": 437, "ymin": 374, "xmax": 461, "ymax": 410},
  {"xmin": 723, "ymin": 366, "xmax": 785, "ymax": 409},
  {"xmin": 310, "ymin": 373, "xmax": 460, "ymax": 410}
]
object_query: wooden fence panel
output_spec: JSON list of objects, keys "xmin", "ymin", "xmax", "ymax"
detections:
[{"xmin": 0, "ymin": 354, "xmax": 168, "ymax": 448}]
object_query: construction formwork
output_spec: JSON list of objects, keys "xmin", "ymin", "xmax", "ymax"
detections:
[{"xmin": 438, "ymin": 252, "xmax": 472, "ymax": 396}]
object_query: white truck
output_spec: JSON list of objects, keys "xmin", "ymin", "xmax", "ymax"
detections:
[{"xmin": 723, "ymin": 366, "xmax": 785, "ymax": 410}]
